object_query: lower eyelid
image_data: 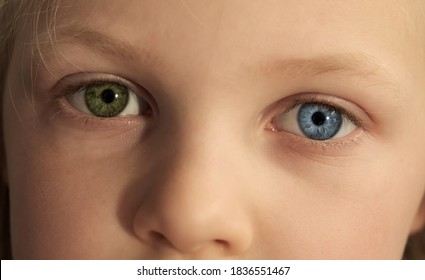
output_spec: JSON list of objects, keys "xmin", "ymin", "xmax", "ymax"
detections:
[
  {"xmin": 267, "ymin": 127, "xmax": 366, "ymax": 160},
  {"xmin": 52, "ymin": 73, "xmax": 157, "ymax": 109},
  {"xmin": 264, "ymin": 93, "xmax": 368, "ymax": 125},
  {"xmin": 50, "ymin": 97, "xmax": 145, "ymax": 131}
]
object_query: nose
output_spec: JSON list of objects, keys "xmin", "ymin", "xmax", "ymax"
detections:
[{"xmin": 132, "ymin": 143, "xmax": 253, "ymax": 258}]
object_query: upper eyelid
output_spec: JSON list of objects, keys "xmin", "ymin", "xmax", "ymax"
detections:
[
  {"xmin": 263, "ymin": 93, "xmax": 370, "ymax": 131},
  {"xmin": 53, "ymin": 73, "xmax": 155, "ymax": 103},
  {"xmin": 52, "ymin": 73, "xmax": 159, "ymax": 115},
  {"xmin": 288, "ymin": 98, "xmax": 363, "ymax": 128},
  {"xmin": 56, "ymin": 74, "xmax": 138, "ymax": 95}
]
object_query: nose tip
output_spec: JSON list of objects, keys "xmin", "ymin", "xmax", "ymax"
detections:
[{"xmin": 132, "ymin": 178, "xmax": 253, "ymax": 258}]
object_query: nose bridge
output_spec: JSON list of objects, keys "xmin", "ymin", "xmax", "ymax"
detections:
[
  {"xmin": 162, "ymin": 99, "xmax": 244, "ymax": 189},
  {"xmin": 162, "ymin": 109, "xmax": 246, "ymax": 214},
  {"xmin": 133, "ymin": 113, "xmax": 253, "ymax": 256}
]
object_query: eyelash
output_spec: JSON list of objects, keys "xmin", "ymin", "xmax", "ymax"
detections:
[
  {"xmin": 52, "ymin": 76, "xmax": 366, "ymax": 152},
  {"xmin": 61, "ymin": 78, "xmax": 134, "ymax": 100},
  {"xmin": 280, "ymin": 96, "xmax": 364, "ymax": 128},
  {"xmin": 266, "ymin": 94, "xmax": 367, "ymax": 151},
  {"xmin": 51, "ymin": 76, "xmax": 152, "ymax": 130}
]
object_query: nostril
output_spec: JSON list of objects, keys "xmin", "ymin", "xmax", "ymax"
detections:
[
  {"xmin": 149, "ymin": 231, "xmax": 167, "ymax": 243},
  {"xmin": 214, "ymin": 239, "xmax": 230, "ymax": 249},
  {"xmin": 147, "ymin": 232, "xmax": 232, "ymax": 252}
]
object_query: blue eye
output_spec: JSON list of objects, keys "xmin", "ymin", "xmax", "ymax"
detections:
[
  {"xmin": 272, "ymin": 101, "xmax": 357, "ymax": 141},
  {"xmin": 297, "ymin": 103, "xmax": 342, "ymax": 140}
]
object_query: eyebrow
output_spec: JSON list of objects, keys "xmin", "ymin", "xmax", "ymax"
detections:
[
  {"xmin": 36, "ymin": 26, "xmax": 401, "ymax": 96},
  {"xmin": 35, "ymin": 26, "xmax": 164, "ymax": 71},
  {"xmin": 257, "ymin": 53, "xmax": 400, "ymax": 91}
]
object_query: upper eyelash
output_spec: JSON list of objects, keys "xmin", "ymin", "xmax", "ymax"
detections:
[
  {"xmin": 62, "ymin": 80, "xmax": 129, "ymax": 97},
  {"xmin": 282, "ymin": 96, "xmax": 364, "ymax": 128},
  {"xmin": 50, "ymin": 73, "xmax": 143, "ymax": 100},
  {"xmin": 59, "ymin": 77, "xmax": 154, "ymax": 113},
  {"xmin": 56, "ymin": 78, "xmax": 364, "ymax": 139}
]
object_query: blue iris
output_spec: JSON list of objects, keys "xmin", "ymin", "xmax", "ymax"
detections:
[{"xmin": 297, "ymin": 103, "xmax": 342, "ymax": 140}]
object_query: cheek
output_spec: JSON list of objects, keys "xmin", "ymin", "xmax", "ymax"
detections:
[
  {"xmin": 4, "ymin": 98, "xmax": 149, "ymax": 258},
  {"xmin": 4, "ymin": 53, "xmax": 425, "ymax": 259},
  {"xmin": 254, "ymin": 140, "xmax": 425, "ymax": 259}
]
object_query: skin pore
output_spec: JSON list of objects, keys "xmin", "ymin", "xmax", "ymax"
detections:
[{"xmin": 2, "ymin": 0, "xmax": 425, "ymax": 259}]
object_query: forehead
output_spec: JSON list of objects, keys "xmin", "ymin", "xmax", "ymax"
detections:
[
  {"xmin": 46, "ymin": 0, "xmax": 422, "ymax": 66},
  {"xmin": 27, "ymin": 0, "xmax": 425, "ymax": 98},
  {"xmin": 51, "ymin": 0, "xmax": 417, "ymax": 45}
]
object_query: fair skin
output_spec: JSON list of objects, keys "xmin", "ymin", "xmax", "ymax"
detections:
[{"xmin": 2, "ymin": 0, "xmax": 425, "ymax": 259}]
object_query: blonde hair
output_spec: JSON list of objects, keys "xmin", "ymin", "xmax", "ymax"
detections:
[
  {"xmin": 0, "ymin": 0, "xmax": 54, "ymax": 259},
  {"xmin": 0, "ymin": 0, "xmax": 424, "ymax": 260}
]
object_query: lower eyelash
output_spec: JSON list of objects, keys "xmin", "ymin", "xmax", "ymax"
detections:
[
  {"xmin": 49, "ymin": 97, "xmax": 143, "ymax": 131},
  {"xmin": 264, "ymin": 94, "xmax": 370, "ymax": 156},
  {"xmin": 270, "ymin": 127, "xmax": 366, "ymax": 159}
]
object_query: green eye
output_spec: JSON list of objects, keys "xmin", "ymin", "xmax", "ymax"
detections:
[
  {"xmin": 66, "ymin": 81, "xmax": 147, "ymax": 118},
  {"xmin": 84, "ymin": 83, "xmax": 129, "ymax": 117}
]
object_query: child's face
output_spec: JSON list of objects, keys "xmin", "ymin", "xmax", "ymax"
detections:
[{"xmin": 3, "ymin": 0, "xmax": 425, "ymax": 259}]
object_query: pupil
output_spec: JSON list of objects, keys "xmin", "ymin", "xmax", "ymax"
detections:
[
  {"xmin": 101, "ymin": 89, "xmax": 117, "ymax": 104},
  {"xmin": 312, "ymin": 111, "xmax": 326, "ymax": 126}
]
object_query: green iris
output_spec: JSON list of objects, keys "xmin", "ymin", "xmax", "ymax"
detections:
[{"xmin": 84, "ymin": 83, "xmax": 129, "ymax": 117}]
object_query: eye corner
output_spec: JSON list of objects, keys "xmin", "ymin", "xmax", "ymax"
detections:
[{"xmin": 264, "ymin": 117, "xmax": 279, "ymax": 132}]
